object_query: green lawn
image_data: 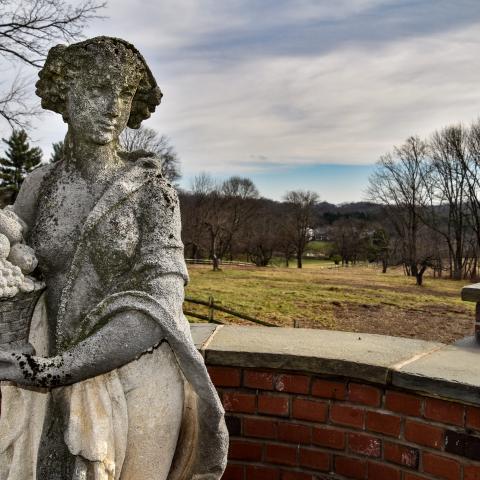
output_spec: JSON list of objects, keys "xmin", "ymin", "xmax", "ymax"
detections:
[
  {"xmin": 184, "ymin": 264, "xmax": 475, "ymax": 343},
  {"xmin": 304, "ymin": 240, "xmax": 333, "ymax": 255}
]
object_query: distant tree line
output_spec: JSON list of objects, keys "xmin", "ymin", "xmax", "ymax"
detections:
[
  {"xmin": 367, "ymin": 120, "xmax": 480, "ymax": 285},
  {"xmin": 180, "ymin": 118, "xmax": 480, "ymax": 284},
  {"xmin": 179, "ymin": 173, "xmax": 321, "ymax": 269},
  {"xmin": 179, "ymin": 178, "xmax": 399, "ymax": 273},
  {"xmin": 5, "ymin": 121, "xmax": 480, "ymax": 285}
]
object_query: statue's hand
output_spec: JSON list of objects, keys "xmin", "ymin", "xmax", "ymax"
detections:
[
  {"xmin": 0, "ymin": 349, "xmax": 28, "ymax": 384},
  {"xmin": 0, "ymin": 350, "xmax": 66, "ymax": 387}
]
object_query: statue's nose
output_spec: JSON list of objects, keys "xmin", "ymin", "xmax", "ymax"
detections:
[{"xmin": 105, "ymin": 96, "xmax": 120, "ymax": 118}]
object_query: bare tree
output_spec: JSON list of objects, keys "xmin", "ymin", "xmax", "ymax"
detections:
[
  {"xmin": 181, "ymin": 174, "xmax": 261, "ymax": 270},
  {"xmin": 180, "ymin": 173, "xmax": 217, "ymax": 262},
  {"xmin": 190, "ymin": 172, "xmax": 216, "ymax": 195},
  {"xmin": 367, "ymin": 136, "xmax": 433, "ymax": 285},
  {"xmin": 243, "ymin": 199, "xmax": 279, "ymax": 267},
  {"xmin": 219, "ymin": 176, "xmax": 259, "ymax": 259},
  {"xmin": 368, "ymin": 227, "xmax": 391, "ymax": 272},
  {"xmin": 0, "ymin": 0, "xmax": 105, "ymax": 127},
  {"xmin": 222, "ymin": 176, "xmax": 258, "ymax": 199},
  {"xmin": 0, "ymin": 74, "xmax": 38, "ymax": 127},
  {"xmin": 181, "ymin": 173, "xmax": 225, "ymax": 270},
  {"xmin": 463, "ymin": 119, "xmax": 480, "ymax": 279},
  {"xmin": 120, "ymin": 126, "xmax": 181, "ymax": 183},
  {"xmin": 424, "ymin": 125, "xmax": 469, "ymax": 279},
  {"xmin": 283, "ymin": 190, "xmax": 319, "ymax": 268},
  {"xmin": 330, "ymin": 218, "xmax": 369, "ymax": 266}
]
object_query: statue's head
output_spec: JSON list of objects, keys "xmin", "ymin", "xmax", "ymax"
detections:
[{"xmin": 36, "ymin": 36, "xmax": 162, "ymax": 145}]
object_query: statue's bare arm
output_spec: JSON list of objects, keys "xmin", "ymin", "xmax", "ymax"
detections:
[
  {"xmin": 0, "ymin": 274, "xmax": 183, "ymax": 388},
  {"xmin": 12, "ymin": 164, "xmax": 53, "ymax": 231}
]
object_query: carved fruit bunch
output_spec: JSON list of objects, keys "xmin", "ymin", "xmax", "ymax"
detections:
[{"xmin": 0, "ymin": 207, "xmax": 43, "ymax": 298}]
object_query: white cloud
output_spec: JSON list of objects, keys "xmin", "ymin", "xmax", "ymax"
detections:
[
  {"xmin": 2, "ymin": 0, "xmax": 480, "ymax": 198},
  {"xmin": 141, "ymin": 21, "xmax": 480, "ymax": 174}
]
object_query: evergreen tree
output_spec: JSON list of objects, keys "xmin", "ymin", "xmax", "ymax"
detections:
[
  {"xmin": 0, "ymin": 129, "xmax": 42, "ymax": 200},
  {"xmin": 50, "ymin": 140, "xmax": 64, "ymax": 163}
]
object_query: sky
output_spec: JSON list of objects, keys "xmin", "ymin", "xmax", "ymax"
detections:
[{"xmin": 3, "ymin": 0, "xmax": 480, "ymax": 203}]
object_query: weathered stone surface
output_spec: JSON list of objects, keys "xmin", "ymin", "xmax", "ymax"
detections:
[
  {"xmin": 203, "ymin": 325, "xmax": 442, "ymax": 384},
  {"xmin": 0, "ymin": 37, "xmax": 227, "ymax": 480},
  {"xmin": 454, "ymin": 335, "xmax": 480, "ymax": 349},
  {"xmin": 191, "ymin": 323, "xmax": 219, "ymax": 352},
  {"xmin": 461, "ymin": 283, "xmax": 480, "ymax": 302},
  {"xmin": 392, "ymin": 343, "xmax": 480, "ymax": 405},
  {"xmin": 196, "ymin": 324, "xmax": 480, "ymax": 406}
]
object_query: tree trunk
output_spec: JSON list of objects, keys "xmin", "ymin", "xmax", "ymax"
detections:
[
  {"xmin": 416, "ymin": 265, "xmax": 427, "ymax": 286},
  {"xmin": 453, "ymin": 252, "xmax": 463, "ymax": 280},
  {"xmin": 382, "ymin": 259, "xmax": 387, "ymax": 274},
  {"xmin": 410, "ymin": 263, "xmax": 418, "ymax": 277},
  {"xmin": 211, "ymin": 232, "xmax": 220, "ymax": 271},
  {"xmin": 297, "ymin": 253, "xmax": 302, "ymax": 269},
  {"xmin": 470, "ymin": 256, "xmax": 478, "ymax": 281}
]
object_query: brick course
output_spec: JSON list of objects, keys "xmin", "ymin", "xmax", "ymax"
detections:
[
  {"xmin": 258, "ymin": 394, "xmax": 290, "ymax": 417},
  {"xmin": 385, "ymin": 390, "xmax": 423, "ymax": 417},
  {"xmin": 209, "ymin": 366, "xmax": 480, "ymax": 480},
  {"xmin": 404, "ymin": 419, "xmax": 444, "ymax": 449},
  {"xmin": 292, "ymin": 398, "xmax": 328, "ymax": 423},
  {"xmin": 330, "ymin": 404, "xmax": 365, "ymax": 429},
  {"xmin": 467, "ymin": 407, "xmax": 480, "ymax": 431},
  {"xmin": 422, "ymin": 452, "xmax": 461, "ymax": 480},
  {"xmin": 424, "ymin": 398, "xmax": 465, "ymax": 427},
  {"xmin": 311, "ymin": 379, "xmax": 346, "ymax": 400},
  {"xmin": 366, "ymin": 411, "xmax": 401, "ymax": 437},
  {"xmin": 348, "ymin": 384, "xmax": 382, "ymax": 407}
]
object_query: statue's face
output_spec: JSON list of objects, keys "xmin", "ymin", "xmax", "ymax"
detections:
[{"xmin": 66, "ymin": 74, "xmax": 137, "ymax": 145}]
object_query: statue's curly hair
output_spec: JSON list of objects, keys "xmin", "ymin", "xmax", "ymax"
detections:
[{"xmin": 35, "ymin": 36, "xmax": 162, "ymax": 129}]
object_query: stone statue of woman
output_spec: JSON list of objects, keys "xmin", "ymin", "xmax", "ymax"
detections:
[{"xmin": 0, "ymin": 36, "xmax": 228, "ymax": 479}]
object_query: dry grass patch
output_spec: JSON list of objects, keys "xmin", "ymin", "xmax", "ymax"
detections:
[{"xmin": 185, "ymin": 265, "xmax": 475, "ymax": 343}]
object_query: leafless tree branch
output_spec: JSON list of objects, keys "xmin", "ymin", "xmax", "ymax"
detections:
[
  {"xmin": 120, "ymin": 126, "xmax": 181, "ymax": 183},
  {"xmin": 0, "ymin": 73, "xmax": 40, "ymax": 127},
  {"xmin": 0, "ymin": 0, "xmax": 105, "ymax": 127},
  {"xmin": 0, "ymin": 0, "xmax": 106, "ymax": 67}
]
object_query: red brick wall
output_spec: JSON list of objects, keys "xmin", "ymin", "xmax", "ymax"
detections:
[{"xmin": 207, "ymin": 365, "xmax": 480, "ymax": 480}]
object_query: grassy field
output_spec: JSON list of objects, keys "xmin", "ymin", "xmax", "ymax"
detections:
[
  {"xmin": 304, "ymin": 240, "xmax": 333, "ymax": 255},
  {"xmin": 269, "ymin": 257, "xmax": 335, "ymax": 268},
  {"xmin": 185, "ymin": 264, "xmax": 476, "ymax": 344}
]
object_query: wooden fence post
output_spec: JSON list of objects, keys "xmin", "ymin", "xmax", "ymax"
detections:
[{"xmin": 208, "ymin": 295, "xmax": 214, "ymax": 323}]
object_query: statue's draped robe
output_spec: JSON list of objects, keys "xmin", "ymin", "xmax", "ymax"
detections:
[{"xmin": 0, "ymin": 159, "xmax": 228, "ymax": 479}]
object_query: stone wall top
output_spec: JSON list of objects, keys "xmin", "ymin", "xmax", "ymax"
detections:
[
  {"xmin": 461, "ymin": 283, "xmax": 480, "ymax": 302},
  {"xmin": 191, "ymin": 324, "xmax": 480, "ymax": 406}
]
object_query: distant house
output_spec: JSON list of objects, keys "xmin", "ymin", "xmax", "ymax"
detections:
[{"xmin": 313, "ymin": 227, "xmax": 330, "ymax": 241}]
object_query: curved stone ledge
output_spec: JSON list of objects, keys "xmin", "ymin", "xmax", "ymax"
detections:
[
  {"xmin": 192, "ymin": 325, "xmax": 480, "ymax": 479},
  {"xmin": 193, "ymin": 325, "xmax": 480, "ymax": 407}
]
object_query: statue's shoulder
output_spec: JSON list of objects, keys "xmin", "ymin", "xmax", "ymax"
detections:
[
  {"xmin": 133, "ymin": 157, "xmax": 178, "ymax": 203},
  {"xmin": 134, "ymin": 155, "xmax": 163, "ymax": 172},
  {"xmin": 24, "ymin": 163, "xmax": 56, "ymax": 188},
  {"xmin": 13, "ymin": 163, "xmax": 57, "ymax": 227},
  {"xmin": 133, "ymin": 158, "xmax": 181, "ymax": 237}
]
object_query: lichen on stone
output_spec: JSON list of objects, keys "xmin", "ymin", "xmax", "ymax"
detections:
[{"xmin": 35, "ymin": 36, "xmax": 162, "ymax": 128}]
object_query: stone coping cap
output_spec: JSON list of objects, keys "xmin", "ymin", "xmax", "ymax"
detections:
[
  {"xmin": 462, "ymin": 282, "xmax": 480, "ymax": 302},
  {"xmin": 190, "ymin": 324, "xmax": 480, "ymax": 406}
]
